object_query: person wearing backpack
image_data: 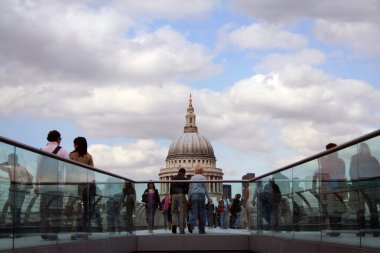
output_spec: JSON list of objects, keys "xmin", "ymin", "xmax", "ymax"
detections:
[
  {"xmin": 36, "ymin": 130, "xmax": 69, "ymax": 240},
  {"xmin": 0, "ymin": 153, "xmax": 33, "ymax": 238}
]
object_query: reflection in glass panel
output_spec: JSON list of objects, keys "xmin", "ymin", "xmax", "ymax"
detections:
[
  {"xmin": 0, "ymin": 142, "xmax": 15, "ymax": 251},
  {"xmin": 93, "ymin": 173, "xmax": 113, "ymax": 239},
  {"xmin": 273, "ymin": 170, "xmax": 293, "ymax": 239},
  {"xmin": 292, "ymin": 160, "xmax": 321, "ymax": 242},
  {"xmin": 103, "ymin": 177, "xmax": 125, "ymax": 237},
  {"xmin": 330, "ymin": 145, "xmax": 360, "ymax": 247},
  {"xmin": 35, "ymin": 153, "xmax": 60, "ymax": 244},
  {"xmin": 350, "ymin": 139, "xmax": 380, "ymax": 249},
  {"xmin": 319, "ymin": 145, "xmax": 356, "ymax": 246},
  {"xmin": 251, "ymin": 177, "xmax": 272, "ymax": 236},
  {"xmin": 60, "ymin": 162, "xmax": 91, "ymax": 243},
  {"xmin": 13, "ymin": 148, "xmax": 44, "ymax": 248}
]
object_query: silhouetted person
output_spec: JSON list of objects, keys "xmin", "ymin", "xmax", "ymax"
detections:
[
  {"xmin": 313, "ymin": 143, "xmax": 346, "ymax": 237},
  {"xmin": 81, "ymin": 181, "xmax": 96, "ymax": 237},
  {"xmin": 230, "ymin": 194, "xmax": 242, "ymax": 229},
  {"xmin": 205, "ymin": 199, "xmax": 215, "ymax": 228},
  {"xmin": 263, "ymin": 178, "xmax": 282, "ymax": 231},
  {"xmin": 107, "ymin": 191, "xmax": 124, "ymax": 233},
  {"xmin": 349, "ymin": 142, "xmax": 380, "ymax": 237},
  {"xmin": 0, "ymin": 153, "xmax": 33, "ymax": 237},
  {"xmin": 275, "ymin": 173, "xmax": 292, "ymax": 231},
  {"xmin": 292, "ymin": 178, "xmax": 305, "ymax": 231},
  {"xmin": 124, "ymin": 182, "xmax": 136, "ymax": 234}
]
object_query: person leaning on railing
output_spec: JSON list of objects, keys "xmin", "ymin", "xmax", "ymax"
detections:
[
  {"xmin": 312, "ymin": 143, "xmax": 347, "ymax": 237},
  {"xmin": 35, "ymin": 130, "xmax": 70, "ymax": 241},
  {"xmin": 68, "ymin": 136, "xmax": 95, "ymax": 240},
  {"xmin": 349, "ymin": 142, "xmax": 380, "ymax": 237}
]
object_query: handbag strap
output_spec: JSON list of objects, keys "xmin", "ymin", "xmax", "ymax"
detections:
[{"xmin": 52, "ymin": 146, "xmax": 62, "ymax": 154}]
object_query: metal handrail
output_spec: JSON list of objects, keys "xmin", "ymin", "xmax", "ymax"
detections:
[{"xmin": 2, "ymin": 128, "xmax": 380, "ymax": 183}]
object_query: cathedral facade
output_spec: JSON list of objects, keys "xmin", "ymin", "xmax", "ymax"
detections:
[{"xmin": 159, "ymin": 95, "xmax": 223, "ymax": 199}]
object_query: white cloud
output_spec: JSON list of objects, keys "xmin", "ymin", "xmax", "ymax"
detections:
[
  {"xmin": 114, "ymin": 0, "xmax": 219, "ymax": 20},
  {"xmin": 230, "ymin": 0, "xmax": 380, "ymax": 24},
  {"xmin": 89, "ymin": 139, "xmax": 168, "ymax": 180},
  {"xmin": 228, "ymin": 24, "xmax": 307, "ymax": 50},
  {"xmin": 0, "ymin": 82, "xmax": 192, "ymax": 139},
  {"xmin": 255, "ymin": 49, "xmax": 326, "ymax": 72},
  {"xmin": 211, "ymin": 66, "xmax": 379, "ymax": 158},
  {"xmin": 0, "ymin": 1, "xmax": 219, "ymax": 85},
  {"xmin": 1, "ymin": 65, "xmax": 378, "ymax": 162},
  {"xmin": 313, "ymin": 20, "xmax": 380, "ymax": 57},
  {"xmin": 229, "ymin": 0, "xmax": 380, "ymax": 57},
  {"xmin": 1, "ymin": 65, "xmax": 379, "ymax": 179}
]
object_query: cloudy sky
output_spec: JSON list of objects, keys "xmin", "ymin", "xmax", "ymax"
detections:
[{"xmin": 0, "ymin": 0, "xmax": 379, "ymax": 180}]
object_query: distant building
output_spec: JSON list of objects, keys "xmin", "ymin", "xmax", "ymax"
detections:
[{"xmin": 159, "ymin": 94, "xmax": 223, "ymax": 199}]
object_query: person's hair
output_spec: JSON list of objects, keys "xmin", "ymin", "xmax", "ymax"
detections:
[
  {"xmin": 147, "ymin": 181, "xmax": 156, "ymax": 189},
  {"xmin": 47, "ymin": 130, "xmax": 61, "ymax": 142},
  {"xmin": 73, "ymin": 137, "xmax": 88, "ymax": 157},
  {"xmin": 124, "ymin": 182, "xmax": 134, "ymax": 195},
  {"xmin": 8, "ymin": 153, "xmax": 18, "ymax": 163},
  {"xmin": 358, "ymin": 142, "xmax": 371, "ymax": 156},
  {"xmin": 194, "ymin": 164, "xmax": 204, "ymax": 174},
  {"xmin": 325, "ymin": 143, "xmax": 337, "ymax": 150},
  {"xmin": 178, "ymin": 168, "xmax": 186, "ymax": 174}
]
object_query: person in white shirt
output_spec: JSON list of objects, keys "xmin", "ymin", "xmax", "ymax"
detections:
[{"xmin": 36, "ymin": 130, "xmax": 69, "ymax": 241}]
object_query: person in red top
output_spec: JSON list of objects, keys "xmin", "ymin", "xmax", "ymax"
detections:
[{"xmin": 161, "ymin": 194, "xmax": 171, "ymax": 230}]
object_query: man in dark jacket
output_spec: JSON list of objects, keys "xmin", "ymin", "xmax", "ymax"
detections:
[{"xmin": 170, "ymin": 168, "xmax": 189, "ymax": 234}]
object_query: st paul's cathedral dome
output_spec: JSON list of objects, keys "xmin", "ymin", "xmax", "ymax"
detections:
[{"xmin": 159, "ymin": 95, "xmax": 223, "ymax": 198}]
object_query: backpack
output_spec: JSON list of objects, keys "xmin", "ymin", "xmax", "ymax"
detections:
[
  {"xmin": 36, "ymin": 146, "xmax": 61, "ymax": 183},
  {"xmin": 230, "ymin": 199, "xmax": 241, "ymax": 214}
]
